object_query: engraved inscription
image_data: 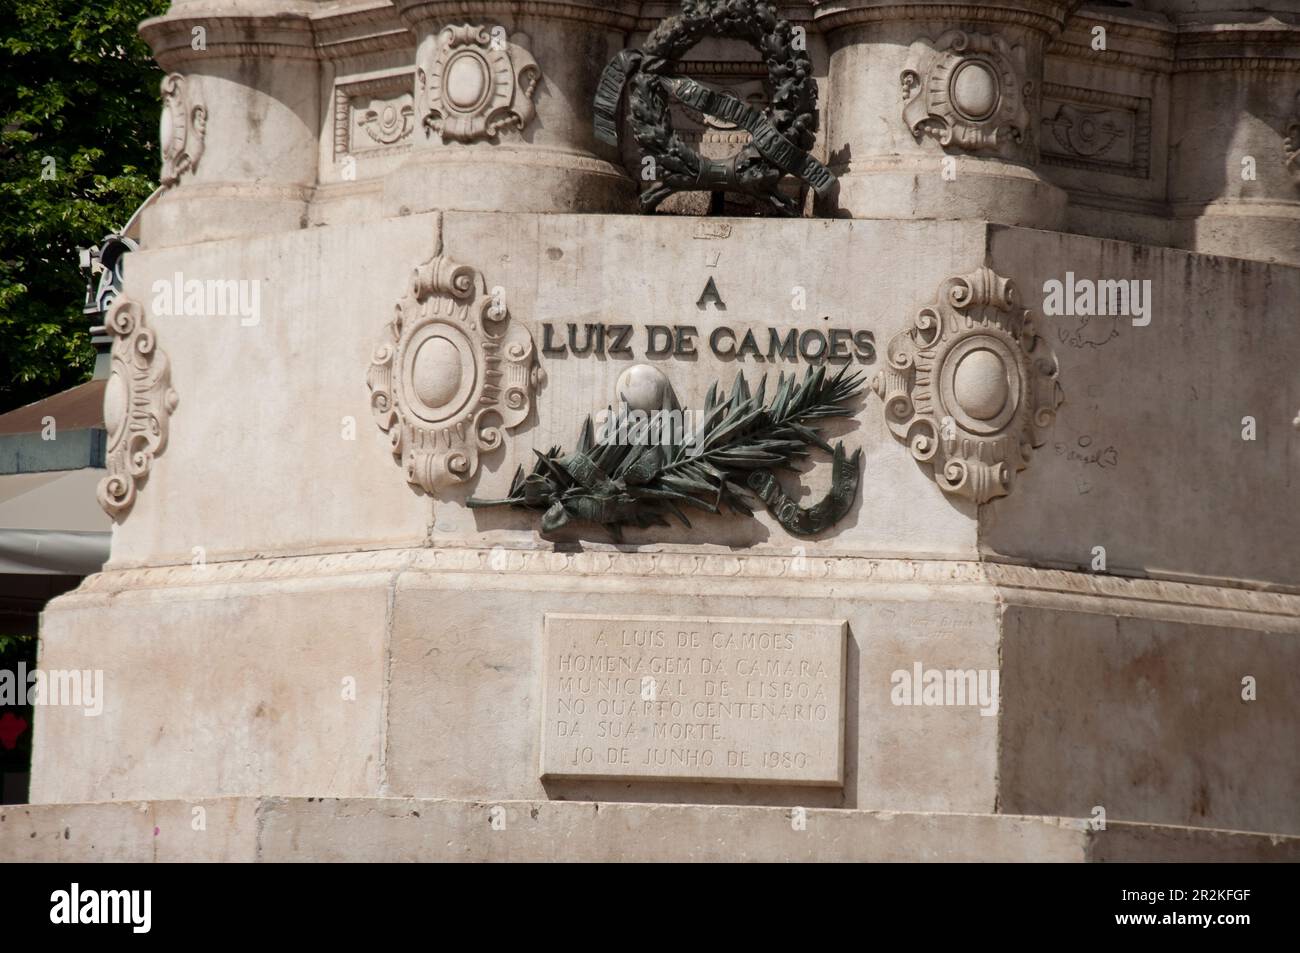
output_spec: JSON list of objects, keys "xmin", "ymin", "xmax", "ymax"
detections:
[{"xmin": 540, "ymin": 614, "xmax": 847, "ymax": 785}]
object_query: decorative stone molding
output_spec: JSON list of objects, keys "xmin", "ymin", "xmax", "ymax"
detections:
[
  {"xmin": 1045, "ymin": 102, "xmax": 1126, "ymax": 154},
  {"xmin": 97, "ymin": 298, "xmax": 179, "ymax": 520},
  {"xmin": 873, "ymin": 267, "xmax": 1063, "ymax": 505},
  {"xmin": 68, "ymin": 550, "xmax": 1300, "ymax": 625},
  {"xmin": 1285, "ymin": 97, "xmax": 1300, "ymax": 184},
  {"xmin": 368, "ymin": 228, "xmax": 540, "ymax": 495},
  {"xmin": 333, "ymin": 72, "xmax": 416, "ymax": 159},
  {"xmin": 361, "ymin": 97, "xmax": 415, "ymax": 146},
  {"xmin": 418, "ymin": 25, "xmax": 540, "ymax": 143},
  {"xmin": 901, "ymin": 31, "xmax": 1032, "ymax": 154},
  {"xmin": 159, "ymin": 73, "xmax": 206, "ymax": 187},
  {"xmin": 1040, "ymin": 84, "xmax": 1150, "ymax": 179}
]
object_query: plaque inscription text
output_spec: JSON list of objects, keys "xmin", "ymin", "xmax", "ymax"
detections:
[{"xmin": 540, "ymin": 614, "xmax": 847, "ymax": 785}]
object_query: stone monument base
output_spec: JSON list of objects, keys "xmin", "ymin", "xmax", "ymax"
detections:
[
  {"xmin": 3, "ymin": 798, "xmax": 1297, "ymax": 862},
  {"xmin": 25, "ymin": 549, "xmax": 1300, "ymax": 854}
]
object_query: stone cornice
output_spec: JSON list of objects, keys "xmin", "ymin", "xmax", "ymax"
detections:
[
  {"xmin": 1047, "ymin": 8, "xmax": 1175, "ymax": 74},
  {"xmin": 312, "ymin": 1, "xmax": 414, "ymax": 60},
  {"xmin": 813, "ymin": 1, "xmax": 1079, "ymax": 37},
  {"xmin": 391, "ymin": 0, "xmax": 641, "ymax": 32},
  {"xmin": 142, "ymin": 0, "xmax": 648, "ymax": 67},
  {"xmin": 67, "ymin": 548, "xmax": 1300, "ymax": 625},
  {"xmin": 1175, "ymin": 18, "xmax": 1300, "ymax": 74},
  {"xmin": 140, "ymin": 2, "xmax": 1300, "ymax": 75},
  {"xmin": 140, "ymin": 13, "xmax": 319, "ymax": 68},
  {"xmin": 633, "ymin": 2, "xmax": 816, "ymax": 31}
]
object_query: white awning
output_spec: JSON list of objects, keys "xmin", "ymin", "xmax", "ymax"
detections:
[{"xmin": 0, "ymin": 469, "xmax": 111, "ymax": 574}]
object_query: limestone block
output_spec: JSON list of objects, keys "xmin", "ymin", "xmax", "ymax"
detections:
[
  {"xmin": 29, "ymin": 572, "xmax": 391, "ymax": 804},
  {"xmin": 139, "ymin": 8, "xmax": 321, "ymax": 245},
  {"xmin": 384, "ymin": 558, "xmax": 1000, "ymax": 815},
  {"xmin": 815, "ymin": 0, "xmax": 1072, "ymax": 228},
  {"xmin": 998, "ymin": 599, "xmax": 1300, "ymax": 835},
  {"xmin": 982, "ymin": 227, "xmax": 1300, "ymax": 588},
  {"xmin": 5, "ymin": 794, "xmax": 1299, "ymax": 862},
  {"xmin": 0, "ymin": 798, "xmax": 258, "ymax": 863},
  {"xmin": 105, "ymin": 215, "xmax": 436, "ymax": 567},
  {"xmin": 1041, "ymin": 7, "xmax": 1176, "ymax": 249},
  {"xmin": 382, "ymin": 0, "xmax": 639, "ymax": 215},
  {"xmin": 1166, "ymin": 15, "xmax": 1300, "ymax": 265},
  {"xmin": 250, "ymin": 797, "xmax": 1300, "ymax": 862}
]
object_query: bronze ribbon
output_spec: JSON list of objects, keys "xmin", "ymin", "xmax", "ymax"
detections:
[
  {"xmin": 747, "ymin": 443, "xmax": 861, "ymax": 537},
  {"xmin": 663, "ymin": 77, "xmax": 836, "ymax": 197},
  {"xmin": 592, "ymin": 58, "xmax": 836, "ymax": 197},
  {"xmin": 593, "ymin": 50, "xmax": 643, "ymax": 147}
]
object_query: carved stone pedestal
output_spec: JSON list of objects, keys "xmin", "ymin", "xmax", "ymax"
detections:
[
  {"xmin": 817, "ymin": 0, "xmax": 1071, "ymax": 229},
  {"xmin": 13, "ymin": 0, "xmax": 1300, "ymax": 864},
  {"xmin": 138, "ymin": 7, "xmax": 319, "ymax": 246},
  {"xmin": 1167, "ymin": 14, "xmax": 1300, "ymax": 266},
  {"xmin": 22, "ymin": 208, "xmax": 1300, "ymax": 861},
  {"xmin": 382, "ymin": 1, "xmax": 639, "ymax": 215}
]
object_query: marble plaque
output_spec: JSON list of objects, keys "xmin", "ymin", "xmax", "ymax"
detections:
[{"xmin": 540, "ymin": 614, "xmax": 848, "ymax": 785}]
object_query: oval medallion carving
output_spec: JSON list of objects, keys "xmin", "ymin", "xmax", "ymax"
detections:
[
  {"xmin": 412, "ymin": 335, "xmax": 466, "ymax": 410},
  {"xmin": 368, "ymin": 218, "xmax": 542, "ymax": 494},
  {"xmin": 873, "ymin": 267, "xmax": 1062, "ymax": 504},
  {"xmin": 445, "ymin": 52, "xmax": 490, "ymax": 112},
  {"xmin": 950, "ymin": 60, "xmax": 999, "ymax": 122},
  {"xmin": 952, "ymin": 348, "xmax": 1009, "ymax": 421}
]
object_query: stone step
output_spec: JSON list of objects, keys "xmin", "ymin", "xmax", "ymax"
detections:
[{"xmin": 3, "ymin": 798, "xmax": 1296, "ymax": 863}]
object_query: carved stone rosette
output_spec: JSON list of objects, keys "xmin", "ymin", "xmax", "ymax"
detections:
[
  {"xmin": 368, "ymin": 244, "xmax": 540, "ymax": 495},
  {"xmin": 97, "ymin": 298, "xmax": 179, "ymax": 520},
  {"xmin": 901, "ymin": 31, "xmax": 1031, "ymax": 154},
  {"xmin": 873, "ymin": 268, "xmax": 1062, "ymax": 505},
  {"xmin": 419, "ymin": 25, "xmax": 540, "ymax": 143},
  {"xmin": 360, "ymin": 95, "xmax": 415, "ymax": 147},
  {"xmin": 159, "ymin": 73, "xmax": 206, "ymax": 187}
]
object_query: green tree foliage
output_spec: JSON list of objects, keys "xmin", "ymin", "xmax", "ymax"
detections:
[{"xmin": 0, "ymin": 0, "xmax": 169, "ymax": 412}]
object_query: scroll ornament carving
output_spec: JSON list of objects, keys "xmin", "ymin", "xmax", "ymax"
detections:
[
  {"xmin": 1285, "ymin": 102, "xmax": 1300, "ymax": 184},
  {"xmin": 872, "ymin": 268, "xmax": 1063, "ymax": 504},
  {"xmin": 97, "ymin": 298, "xmax": 179, "ymax": 519},
  {"xmin": 901, "ymin": 31, "xmax": 1031, "ymax": 154},
  {"xmin": 360, "ymin": 95, "xmax": 415, "ymax": 146},
  {"xmin": 1045, "ymin": 103, "xmax": 1127, "ymax": 159},
  {"xmin": 159, "ymin": 73, "xmax": 206, "ymax": 187},
  {"xmin": 419, "ymin": 24, "xmax": 540, "ymax": 143},
  {"xmin": 368, "ymin": 244, "xmax": 540, "ymax": 495}
]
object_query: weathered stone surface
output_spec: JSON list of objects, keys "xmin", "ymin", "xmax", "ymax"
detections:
[
  {"xmin": 5, "ymin": 797, "xmax": 1299, "ymax": 863},
  {"xmin": 0, "ymin": 799, "xmax": 258, "ymax": 863},
  {"xmin": 16, "ymin": 0, "xmax": 1300, "ymax": 863},
  {"xmin": 34, "ymin": 550, "xmax": 1300, "ymax": 839},
  {"xmin": 999, "ymin": 603, "xmax": 1300, "ymax": 836},
  {"xmin": 30, "ymin": 573, "xmax": 390, "ymax": 804},
  {"xmin": 539, "ymin": 614, "xmax": 847, "ymax": 785},
  {"xmin": 982, "ymin": 227, "xmax": 1300, "ymax": 586}
]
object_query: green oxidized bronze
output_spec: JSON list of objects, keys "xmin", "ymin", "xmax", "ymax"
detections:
[
  {"xmin": 468, "ymin": 366, "xmax": 864, "ymax": 540},
  {"xmin": 593, "ymin": 0, "xmax": 835, "ymax": 215}
]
